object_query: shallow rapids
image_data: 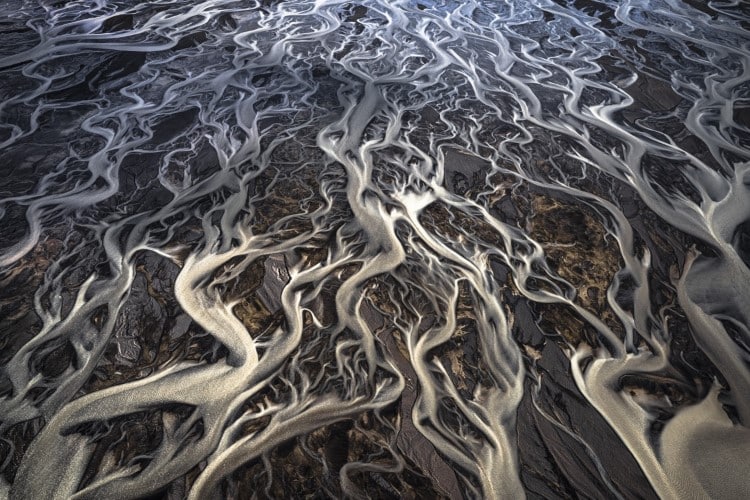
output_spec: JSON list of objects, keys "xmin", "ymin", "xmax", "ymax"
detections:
[{"xmin": 0, "ymin": 0, "xmax": 749, "ymax": 498}]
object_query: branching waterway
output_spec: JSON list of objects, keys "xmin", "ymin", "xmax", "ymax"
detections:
[{"xmin": 0, "ymin": 0, "xmax": 749, "ymax": 498}]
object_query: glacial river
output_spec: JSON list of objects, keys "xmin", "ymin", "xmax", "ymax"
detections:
[{"xmin": 1, "ymin": 0, "xmax": 749, "ymax": 498}]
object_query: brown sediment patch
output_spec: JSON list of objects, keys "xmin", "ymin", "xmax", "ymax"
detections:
[
  {"xmin": 485, "ymin": 170, "xmax": 522, "ymax": 216},
  {"xmin": 291, "ymin": 241, "xmax": 329, "ymax": 270},
  {"xmin": 250, "ymin": 168, "xmax": 322, "ymax": 237},
  {"xmin": 233, "ymin": 298, "xmax": 276, "ymax": 336},
  {"xmin": 0, "ymin": 236, "xmax": 66, "ymax": 363},
  {"xmin": 225, "ymin": 255, "xmax": 283, "ymax": 336},
  {"xmin": 432, "ymin": 280, "xmax": 496, "ymax": 397},
  {"xmin": 419, "ymin": 201, "xmax": 500, "ymax": 246},
  {"xmin": 527, "ymin": 194, "xmax": 624, "ymax": 344},
  {"xmin": 536, "ymin": 303, "xmax": 603, "ymax": 346}
]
